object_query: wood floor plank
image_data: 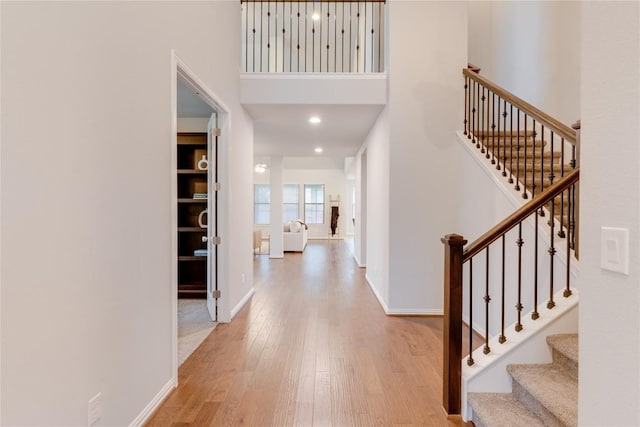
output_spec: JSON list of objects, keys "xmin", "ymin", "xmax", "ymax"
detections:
[{"xmin": 146, "ymin": 241, "xmax": 475, "ymax": 426}]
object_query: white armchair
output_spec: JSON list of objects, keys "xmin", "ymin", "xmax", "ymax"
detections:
[{"xmin": 283, "ymin": 220, "xmax": 308, "ymax": 252}]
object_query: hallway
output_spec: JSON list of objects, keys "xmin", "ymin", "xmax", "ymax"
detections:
[{"xmin": 147, "ymin": 241, "xmax": 471, "ymax": 426}]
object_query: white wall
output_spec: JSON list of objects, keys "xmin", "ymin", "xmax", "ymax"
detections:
[
  {"xmin": 254, "ymin": 166, "xmax": 349, "ymax": 240},
  {"xmin": 468, "ymin": 1, "xmax": 581, "ymax": 126},
  {"xmin": 579, "ymin": 2, "xmax": 640, "ymax": 425},
  {"xmin": 386, "ymin": 1, "xmax": 467, "ymax": 313},
  {"xmin": 1, "ymin": 2, "xmax": 253, "ymax": 425},
  {"xmin": 357, "ymin": 107, "xmax": 390, "ymax": 307}
]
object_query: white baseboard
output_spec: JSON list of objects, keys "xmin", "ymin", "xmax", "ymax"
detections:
[
  {"xmin": 365, "ymin": 274, "xmax": 442, "ymax": 316},
  {"xmin": 231, "ymin": 287, "xmax": 255, "ymax": 319},
  {"xmin": 129, "ymin": 377, "xmax": 177, "ymax": 426},
  {"xmin": 386, "ymin": 308, "xmax": 444, "ymax": 316},
  {"xmin": 365, "ymin": 273, "xmax": 389, "ymax": 313},
  {"xmin": 353, "ymin": 254, "xmax": 365, "ymax": 267}
]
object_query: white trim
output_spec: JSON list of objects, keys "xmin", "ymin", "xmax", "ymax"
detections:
[
  {"xmin": 171, "ymin": 51, "xmax": 233, "ymax": 368},
  {"xmin": 0, "ymin": 1, "xmax": 3, "ymax": 418},
  {"xmin": 129, "ymin": 377, "xmax": 177, "ymax": 427},
  {"xmin": 386, "ymin": 308, "xmax": 444, "ymax": 316},
  {"xmin": 230, "ymin": 288, "xmax": 255, "ymax": 320},
  {"xmin": 170, "ymin": 52, "xmax": 179, "ymax": 386},
  {"xmin": 365, "ymin": 273, "xmax": 389, "ymax": 314},
  {"xmin": 240, "ymin": 72, "xmax": 388, "ymax": 81},
  {"xmin": 353, "ymin": 254, "xmax": 365, "ymax": 268}
]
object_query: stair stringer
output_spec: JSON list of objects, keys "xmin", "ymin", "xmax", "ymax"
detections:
[{"xmin": 460, "ymin": 290, "xmax": 579, "ymax": 422}]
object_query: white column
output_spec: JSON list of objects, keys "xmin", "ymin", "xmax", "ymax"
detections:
[{"xmin": 269, "ymin": 156, "xmax": 284, "ymax": 258}]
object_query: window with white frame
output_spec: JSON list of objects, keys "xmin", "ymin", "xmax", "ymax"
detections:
[
  {"xmin": 283, "ymin": 184, "xmax": 299, "ymax": 222},
  {"xmin": 254, "ymin": 184, "xmax": 270, "ymax": 224},
  {"xmin": 304, "ymin": 184, "xmax": 324, "ymax": 224}
]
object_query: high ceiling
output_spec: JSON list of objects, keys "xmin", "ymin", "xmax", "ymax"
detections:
[
  {"xmin": 245, "ymin": 104, "xmax": 384, "ymax": 158},
  {"xmin": 178, "ymin": 79, "xmax": 383, "ymax": 161}
]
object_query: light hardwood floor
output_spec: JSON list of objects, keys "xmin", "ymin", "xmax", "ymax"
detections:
[{"xmin": 147, "ymin": 240, "xmax": 475, "ymax": 426}]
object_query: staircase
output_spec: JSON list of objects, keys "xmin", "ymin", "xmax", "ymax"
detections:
[
  {"xmin": 441, "ymin": 67, "xmax": 580, "ymax": 421},
  {"xmin": 468, "ymin": 334, "xmax": 578, "ymax": 427},
  {"xmin": 470, "ymin": 130, "xmax": 576, "ymax": 232}
]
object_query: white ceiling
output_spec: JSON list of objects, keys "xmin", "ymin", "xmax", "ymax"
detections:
[
  {"xmin": 178, "ymin": 79, "xmax": 384, "ymax": 160},
  {"xmin": 245, "ymin": 104, "xmax": 384, "ymax": 158}
]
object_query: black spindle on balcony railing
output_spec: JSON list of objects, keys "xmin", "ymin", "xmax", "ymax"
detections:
[{"xmin": 242, "ymin": 0, "xmax": 385, "ymax": 73}]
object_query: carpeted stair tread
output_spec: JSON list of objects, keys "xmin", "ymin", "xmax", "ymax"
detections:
[
  {"xmin": 468, "ymin": 392, "xmax": 545, "ymax": 427},
  {"xmin": 547, "ymin": 334, "xmax": 578, "ymax": 363},
  {"xmin": 507, "ymin": 363, "xmax": 578, "ymax": 427}
]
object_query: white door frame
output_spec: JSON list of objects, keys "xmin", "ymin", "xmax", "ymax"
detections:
[{"xmin": 170, "ymin": 51, "xmax": 231, "ymax": 380}]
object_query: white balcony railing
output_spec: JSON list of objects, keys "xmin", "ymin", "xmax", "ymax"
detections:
[{"xmin": 241, "ymin": 0, "xmax": 385, "ymax": 73}]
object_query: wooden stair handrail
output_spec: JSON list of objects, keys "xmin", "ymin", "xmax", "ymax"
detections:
[
  {"xmin": 463, "ymin": 168, "xmax": 579, "ymax": 262},
  {"xmin": 442, "ymin": 168, "xmax": 579, "ymax": 415},
  {"xmin": 463, "ymin": 68, "xmax": 577, "ymax": 144}
]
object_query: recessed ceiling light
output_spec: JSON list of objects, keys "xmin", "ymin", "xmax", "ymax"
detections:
[
  {"xmin": 309, "ymin": 116, "xmax": 321, "ymax": 124},
  {"xmin": 254, "ymin": 163, "xmax": 267, "ymax": 173},
  {"xmin": 312, "ymin": 13, "xmax": 320, "ymax": 21},
  {"xmin": 315, "ymin": 147, "xmax": 323, "ymax": 153}
]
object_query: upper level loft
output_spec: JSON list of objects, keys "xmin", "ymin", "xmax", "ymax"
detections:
[{"xmin": 239, "ymin": 0, "xmax": 387, "ymax": 106}]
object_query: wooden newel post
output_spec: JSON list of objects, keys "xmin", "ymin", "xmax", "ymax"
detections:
[{"xmin": 441, "ymin": 233, "xmax": 467, "ymax": 415}]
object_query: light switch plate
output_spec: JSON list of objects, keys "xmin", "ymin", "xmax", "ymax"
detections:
[{"xmin": 601, "ymin": 227, "xmax": 629, "ymax": 275}]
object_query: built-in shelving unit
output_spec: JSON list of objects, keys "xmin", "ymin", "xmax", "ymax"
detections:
[{"xmin": 177, "ymin": 133, "xmax": 208, "ymax": 299}]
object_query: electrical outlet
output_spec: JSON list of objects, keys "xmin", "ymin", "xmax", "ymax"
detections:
[
  {"xmin": 241, "ymin": 273, "xmax": 245, "ymax": 284},
  {"xmin": 88, "ymin": 392, "xmax": 102, "ymax": 426}
]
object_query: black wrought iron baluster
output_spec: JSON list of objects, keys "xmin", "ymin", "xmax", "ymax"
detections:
[
  {"xmin": 558, "ymin": 137, "xmax": 566, "ymax": 238},
  {"xmin": 312, "ymin": 3, "xmax": 316, "ymax": 72},
  {"xmin": 342, "ymin": 2, "xmax": 345, "ymax": 73},
  {"xmin": 304, "ymin": 2, "xmax": 307, "ymax": 72},
  {"xmin": 319, "ymin": 2, "xmax": 322, "ymax": 72},
  {"xmin": 377, "ymin": 2, "xmax": 381, "ymax": 72},
  {"xmin": 539, "ymin": 124, "xmax": 546, "ymax": 212},
  {"xmin": 370, "ymin": 3, "xmax": 374, "ymax": 71},
  {"xmin": 514, "ymin": 110, "xmax": 521, "ymax": 191},
  {"xmin": 508, "ymin": 105, "xmax": 514, "ymax": 183},
  {"xmin": 334, "ymin": 3, "xmax": 337, "ymax": 72},
  {"xmin": 523, "ymin": 114, "xmax": 529, "ymax": 199},
  {"xmin": 470, "ymin": 80, "xmax": 475, "ymax": 142},
  {"xmin": 289, "ymin": 2, "xmax": 292, "ymax": 72},
  {"xmin": 253, "ymin": 2, "xmax": 257, "ymax": 72},
  {"xmin": 549, "ymin": 133, "xmax": 556, "ymax": 186},
  {"xmin": 502, "ymin": 100, "xmax": 508, "ymax": 177},
  {"xmin": 515, "ymin": 223, "xmax": 523, "ymax": 332},
  {"xmin": 499, "ymin": 235, "xmax": 506, "ymax": 343},
  {"xmin": 532, "ymin": 203, "xmax": 540, "ymax": 320},
  {"xmin": 297, "ymin": 4, "xmax": 300, "ymax": 72},
  {"xmin": 484, "ymin": 247, "xmax": 491, "ymax": 354},
  {"xmin": 349, "ymin": 2, "xmax": 352, "ymax": 72},
  {"xmin": 570, "ymin": 142, "xmax": 576, "ymax": 250},
  {"xmin": 260, "ymin": 1, "xmax": 263, "ymax": 71},
  {"xmin": 245, "ymin": 2, "xmax": 248, "ymax": 72},
  {"xmin": 357, "ymin": 1, "xmax": 361, "ymax": 72},
  {"xmin": 468, "ymin": 258, "xmax": 475, "ymax": 366},
  {"xmin": 532, "ymin": 119, "xmax": 537, "ymax": 197},
  {"xmin": 275, "ymin": 0, "xmax": 278, "ymax": 72},
  {"xmin": 326, "ymin": 6, "xmax": 330, "ymax": 72},
  {"xmin": 364, "ymin": 1, "xmax": 367, "ymax": 72},
  {"xmin": 548, "ymin": 192, "xmax": 556, "ymax": 309},
  {"xmin": 494, "ymin": 95, "xmax": 500, "ymax": 169},
  {"xmin": 565, "ymin": 186, "xmax": 573, "ymax": 298},
  {"xmin": 491, "ymin": 93, "xmax": 496, "ymax": 165},
  {"xmin": 268, "ymin": 2, "xmax": 273, "ymax": 71},
  {"xmin": 464, "ymin": 76, "xmax": 468, "ymax": 135},
  {"xmin": 480, "ymin": 87, "xmax": 486, "ymax": 154},
  {"xmin": 476, "ymin": 83, "xmax": 481, "ymax": 149}
]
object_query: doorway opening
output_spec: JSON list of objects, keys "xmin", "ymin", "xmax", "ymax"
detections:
[{"xmin": 171, "ymin": 52, "xmax": 230, "ymax": 373}]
